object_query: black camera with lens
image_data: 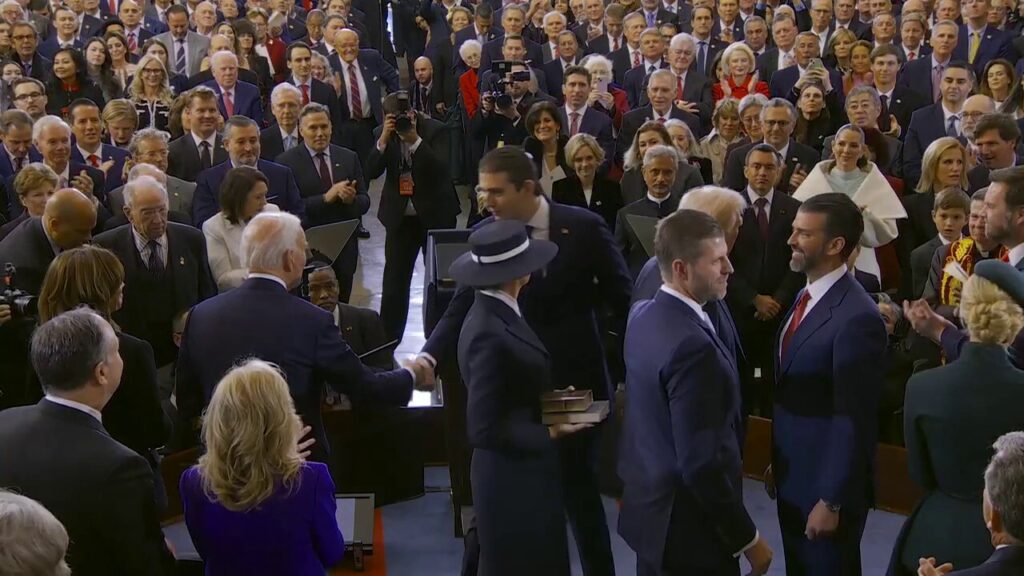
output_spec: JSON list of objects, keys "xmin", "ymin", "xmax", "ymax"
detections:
[
  {"xmin": 0, "ymin": 264, "xmax": 37, "ymax": 319},
  {"xmin": 395, "ymin": 91, "xmax": 414, "ymax": 133},
  {"xmin": 487, "ymin": 61, "xmax": 531, "ymax": 110}
]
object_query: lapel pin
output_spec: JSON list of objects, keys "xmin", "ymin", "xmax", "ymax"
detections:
[
  {"xmin": 561, "ymin": 227, "xmax": 570, "ymax": 235},
  {"xmin": 596, "ymin": 200, "xmax": 602, "ymax": 206},
  {"xmin": 179, "ymin": 257, "xmax": 185, "ymax": 266}
]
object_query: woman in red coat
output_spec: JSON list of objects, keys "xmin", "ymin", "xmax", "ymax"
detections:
[
  {"xmin": 712, "ymin": 42, "xmax": 769, "ymax": 103},
  {"xmin": 459, "ymin": 40, "xmax": 483, "ymax": 119}
]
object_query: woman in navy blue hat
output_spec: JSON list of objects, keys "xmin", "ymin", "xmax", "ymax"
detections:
[{"xmin": 450, "ymin": 219, "xmax": 582, "ymax": 576}]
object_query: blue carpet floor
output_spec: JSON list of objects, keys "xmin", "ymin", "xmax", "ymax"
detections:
[{"xmin": 380, "ymin": 467, "xmax": 907, "ymax": 576}]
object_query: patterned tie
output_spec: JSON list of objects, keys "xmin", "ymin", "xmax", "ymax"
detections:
[
  {"xmin": 646, "ymin": 11, "xmax": 655, "ymax": 27},
  {"xmin": 284, "ymin": 135, "xmax": 295, "ymax": 151},
  {"xmin": 677, "ymin": 74, "xmax": 684, "ymax": 99},
  {"xmin": 348, "ymin": 64, "xmax": 363, "ymax": 118},
  {"xmin": 199, "ymin": 141, "xmax": 212, "ymax": 170},
  {"xmin": 570, "ymin": 112, "xmax": 580, "ymax": 136},
  {"xmin": 932, "ymin": 64, "xmax": 945, "ymax": 102},
  {"xmin": 317, "ymin": 152, "xmax": 333, "ymax": 192},
  {"xmin": 632, "ymin": 49, "xmax": 640, "ymax": 68},
  {"xmin": 108, "ymin": 0, "xmax": 116, "ymax": 14},
  {"xmin": 657, "ymin": 116, "xmax": 666, "ymax": 124},
  {"xmin": 781, "ymin": 290, "xmax": 811, "ymax": 359},
  {"xmin": 223, "ymin": 90, "xmax": 234, "ymax": 116},
  {"xmin": 176, "ymin": 40, "xmax": 186, "ymax": 75},
  {"xmin": 147, "ymin": 239, "xmax": 163, "ymax": 275},
  {"xmin": 782, "ymin": 52, "xmax": 795, "ymax": 68},
  {"xmin": 969, "ymin": 31, "xmax": 981, "ymax": 63},
  {"xmin": 754, "ymin": 197, "xmax": 769, "ymax": 240},
  {"xmin": 907, "ymin": 50, "xmax": 915, "ymax": 60},
  {"xmin": 88, "ymin": 154, "xmax": 99, "ymax": 168},
  {"xmin": 127, "ymin": 31, "xmax": 136, "ymax": 53},
  {"xmin": 946, "ymin": 115, "xmax": 959, "ymax": 138},
  {"xmin": 13, "ymin": 156, "xmax": 23, "ymax": 172},
  {"xmin": 301, "ymin": 83, "xmax": 310, "ymax": 105}
]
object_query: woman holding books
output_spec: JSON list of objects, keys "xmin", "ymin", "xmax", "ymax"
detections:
[{"xmin": 452, "ymin": 219, "xmax": 588, "ymax": 576}]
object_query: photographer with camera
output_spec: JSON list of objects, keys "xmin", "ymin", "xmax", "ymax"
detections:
[
  {"xmin": 367, "ymin": 91, "xmax": 459, "ymax": 343},
  {"xmin": 470, "ymin": 59, "xmax": 555, "ymax": 152}
]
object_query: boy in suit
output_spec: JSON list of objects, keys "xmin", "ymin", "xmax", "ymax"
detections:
[{"xmin": 910, "ymin": 188, "xmax": 970, "ymax": 299}]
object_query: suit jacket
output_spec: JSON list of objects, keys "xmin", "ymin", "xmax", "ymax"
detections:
[
  {"xmin": 478, "ymin": 34, "xmax": 545, "ymax": 73},
  {"xmin": 0, "ymin": 146, "xmax": 41, "ymax": 182},
  {"xmin": 108, "ymin": 176, "xmax": 195, "ymax": 224},
  {"xmin": 37, "ymin": 36, "xmax": 83, "ymax": 60},
  {"xmin": 579, "ymin": 176, "xmax": 623, "ymax": 231},
  {"xmin": 968, "ymin": 157, "xmax": 1024, "ymax": 193},
  {"xmin": 276, "ymin": 144, "xmax": 369, "ymax": 229},
  {"xmin": 897, "ymin": 56, "xmax": 940, "ymax": 104},
  {"xmin": 366, "ymin": 116, "xmax": 460, "ymax": 231},
  {"xmin": 334, "ymin": 303, "xmax": 394, "ymax": 371},
  {"xmin": 894, "ymin": 43, "xmax": 932, "ymax": 63},
  {"xmin": 773, "ymin": 272, "xmax": 887, "ymax": 515},
  {"xmin": 259, "ymin": 125, "xmax": 300, "ymax": 162},
  {"xmin": 70, "ymin": 144, "xmax": 130, "ymax": 195},
  {"xmin": 615, "ymin": 195, "xmax": 677, "ymax": 277},
  {"xmin": 623, "ymin": 59, "xmax": 670, "ymax": 108},
  {"xmin": 153, "ymin": 31, "xmax": 210, "ymax": 76},
  {"xmin": 0, "ymin": 399, "xmax": 173, "ymax": 576},
  {"xmin": 877, "ymin": 85, "xmax": 927, "ymax": 141},
  {"xmin": 559, "ymin": 106, "xmax": 615, "ymax": 171},
  {"xmin": 542, "ymin": 57, "xmax": 584, "ymax": 102},
  {"xmin": 166, "ymin": 133, "xmax": 228, "ymax": 183},
  {"xmin": 768, "ymin": 65, "xmax": 845, "ymax": 106},
  {"xmin": 186, "ymin": 67, "xmax": 261, "ymax": 91},
  {"xmin": 193, "ymin": 160, "xmax": 306, "ymax": 226},
  {"xmin": 80, "ymin": 13, "xmax": 105, "ymax": 40},
  {"xmin": 953, "ymin": 24, "xmax": 1012, "ymax": 75},
  {"xmin": 0, "ymin": 217, "xmax": 54, "ymax": 293},
  {"xmin": 722, "ymin": 140, "xmax": 821, "ymax": 195},
  {"xmin": 619, "ymin": 290, "xmax": 754, "ymax": 572},
  {"xmin": 692, "ymin": 36, "xmax": 729, "ymax": 78},
  {"xmin": 726, "ymin": 190, "xmax": 804, "ymax": 331},
  {"xmin": 911, "ymin": 235, "xmax": 944, "ymax": 299},
  {"xmin": 903, "ymin": 103, "xmax": 952, "ymax": 191},
  {"xmin": 422, "ymin": 201, "xmax": 632, "ymax": 401},
  {"xmin": 175, "ymin": 277, "xmax": 415, "ymax": 461},
  {"xmin": 948, "ymin": 546, "xmax": 1024, "ymax": 576},
  {"xmin": 756, "ymin": 47, "xmax": 784, "ymax": 83},
  {"xmin": 618, "ymin": 106, "xmax": 703, "ymax": 159},
  {"xmin": 204, "ymin": 80, "xmax": 264, "ymax": 127},
  {"xmin": 331, "ymin": 49, "xmax": 400, "ymax": 123},
  {"xmin": 620, "ymin": 162, "xmax": 704, "ymax": 205},
  {"xmin": 711, "ymin": 17, "xmax": 745, "ymax": 40},
  {"xmin": 13, "ymin": 52, "xmax": 51, "ymax": 83},
  {"xmin": 608, "ymin": 45, "xmax": 644, "ymax": 85},
  {"xmin": 854, "ymin": 268, "xmax": 882, "ymax": 293},
  {"xmin": 452, "ymin": 25, "xmax": 501, "ymax": 53},
  {"xmin": 289, "ymin": 76, "xmax": 343, "ymax": 132}
]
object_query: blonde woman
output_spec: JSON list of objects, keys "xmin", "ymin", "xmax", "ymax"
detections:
[
  {"xmin": 793, "ymin": 124, "xmax": 906, "ymax": 281},
  {"xmin": 128, "ymin": 53, "xmax": 173, "ymax": 132},
  {"xmin": 180, "ymin": 359, "xmax": 346, "ymax": 574},
  {"xmin": 696, "ymin": 98, "xmax": 744, "ymax": 184},
  {"xmin": 902, "ymin": 137, "xmax": 970, "ymax": 253},
  {"xmin": 712, "ymin": 42, "xmax": 768, "ymax": 103},
  {"xmin": 565, "ymin": 133, "xmax": 622, "ymax": 229},
  {"xmin": 894, "ymin": 261, "xmax": 1024, "ymax": 576}
]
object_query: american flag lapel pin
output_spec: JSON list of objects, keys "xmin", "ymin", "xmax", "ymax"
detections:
[{"xmin": 179, "ymin": 256, "xmax": 185, "ymax": 266}]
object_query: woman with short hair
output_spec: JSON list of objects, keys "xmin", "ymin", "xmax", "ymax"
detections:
[
  {"xmin": 0, "ymin": 162, "xmax": 58, "ymax": 242},
  {"xmin": 696, "ymin": 98, "xmax": 744, "ymax": 184},
  {"xmin": 564, "ymin": 133, "xmax": 622, "ymax": 229},
  {"xmin": 180, "ymin": 359, "xmax": 346, "ymax": 574},
  {"xmin": 0, "ymin": 490, "xmax": 70, "ymax": 576}
]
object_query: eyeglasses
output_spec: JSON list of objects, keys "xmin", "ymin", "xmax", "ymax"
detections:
[
  {"xmin": 11, "ymin": 34, "xmax": 34, "ymax": 41},
  {"xmin": 13, "ymin": 92, "xmax": 42, "ymax": 101},
  {"xmin": 763, "ymin": 119, "xmax": 791, "ymax": 127}
]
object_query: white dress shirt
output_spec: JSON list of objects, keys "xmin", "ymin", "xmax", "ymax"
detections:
[
  {"xmin": 525, "ymin": 196, "xmax": 551, "ymax": 240},
  {"xmin": 45, "ymin": 394, "xmax": 102, "ymax": 422},
  {"xmin": 191, "ymin": 131, "xmax": 217, "ymax": 155},
  {"xmin": 746, "ymin": 187, "xmax": 774, "ymax": 221},
  {"xmin": 1008, "ymin": 243, "xmax": 1024, "ymax": 268},
  {"xmin": 659, "ymin": 285, "xmax": 714, "ymax": 332},
  {"xmin": 781, "ymin": 264, "xmax": 849, "ymax": 339},
  {"xmin": 480, "ymin": 289, "xmax": 522, "ymax": 316},
  {"xmin": 942, "ymin": 103, "xmax": 963, "ymax": 137},
  {"xmin": 342, "ymin": 60, "xmax": 371, "ymax": 119}
]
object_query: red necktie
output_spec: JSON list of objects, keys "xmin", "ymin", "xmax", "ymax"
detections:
[
  {"xmin": 127, "ymin": 31, "xmax": 137, "ymax": 53},
  {"xmin": 303, "ymin": 0, "xmax": 312, "ymax": 11},
  {"xmin": 316, "ymin": 152, "xmax": 333, "ymax": 192},
  {"xmin": 677, "ymin": 75, "xmax": 684, "ymax": 100},
  {"xmin": 1001, "ymin": 251, "xmax": 1010, "ymax": 263},
  {"xmin": 632, "ymin": 50, "xmax": 640, "ymax": 68},
  {"xmin": 570, "ymin": 112, "xmax": 580, "ymax": 136},
  {"xmin": 348, "ymin": 65, "xmax": 363, "ymax": 118},
  {"xmin": 613, "ymin": 36, "xmax": 620, "ymax": 51},
  {"xmin": 301, "ymin": 84, "xmax": 310, "ymax": 105},
  {"xmin": 223, "ymin": 90, "xmax": 234, "ymax": 116},
  {"xmin": 781, "ymin": 291, "xmax": 811, "ymax": 358},
  {"xmin": 88, "ymin": 154, "xmax": 100, "ymax": 168},
  {"xmin": 108, "ymin": 0, "xmax": 116, "ymax": 14},
  {"xmin": 657, "ymin": 117, "xmax": 666, "ymax": 124}
]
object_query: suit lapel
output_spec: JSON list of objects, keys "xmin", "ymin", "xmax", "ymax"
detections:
[
  {"xmin": 484, "ymin": 294, "xmax": 547, "ymax": 355},
  {"xmin": 781, "ymin": 275, "xmax": 851, "ymax": 372}
]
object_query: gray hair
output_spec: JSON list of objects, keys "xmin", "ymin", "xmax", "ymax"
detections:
[
  {"xmin": 985, "ymin": 431, "xmax": 1024, "ymax": 540},
  {"xmin": 125, "ymin": 163, "xmax": 167, "ymax": 185},
  {"xmin": 459, "ymin": 39, "xmax": 482, "ymax": 61},
  {"xmin": 210, "ymin": 50, "xmax": 238, "ymax": 69},
  {"xmin": 271, "ymin": 82, "xmax": 302, "ymax": 104},
  {"xmin": 664, "ymin": 118, "xmax": 697, "ymax": 156},
  {"xmin": 761, "ymin": 97, "xmax": 797, "ymax": 123},
  {"xmin": 542, "ymin": 10, "xmax": 566, "ymax": 25},
  {"xmin": 241, "ymin": 212, "xmax": 305, "ymax": 271},
  {"xmin": 310, "ymin": 51, "xmax": 330, "ymax": 69},
  {"xmin": 30, "ymin": 308, "xmax": 114, "ymax": 394},
  {"xmin": 846, "ymin": 84, "xmax": 882, "ymax": 110},
  {"xmin": 0, "ymin": 491, "xmax": 70, "ymax": 576},
  {"xmin": 127, "ymin": 127, "xmax": 170, "ymax": 158},
  {"xmin": 32, "ymin": 116, "xmax": 71, "ymax": 142},
  {"xmin": 648, "ymin": 68, "xmax": 677, "ymax": 87},
  {"xmin": 743, "ymin": 15, "xmax": 767, "ymax": 34},
  {"xmin": 0, "ymin": 0, "xmax": 23, "ymax": 13},
  {"xmin": 670, "ymin": 32, "xmax": 695, "ymax": 51},
  {"xmin": 642, "ymin": 143, "xmax": 680, "ymax": 166},
  {"xmin": 222, "ymin": 115, "xmax": 260, "ymax": 141},
  {"xmin": 123, "ymin": 174, "xmax": 169, "ymax": 208},
  {"xmin": 581, "ymin": 53, "xmax": 612, "ymax": 72},
  {"xmin": 738, "ymin": 93, "xmax": 770, "ymax": 118}
]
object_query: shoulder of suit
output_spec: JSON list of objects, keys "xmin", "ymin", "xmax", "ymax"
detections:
[{"xmin": 167, "ymin": 221, "xmax": 204, "ymax": 239}]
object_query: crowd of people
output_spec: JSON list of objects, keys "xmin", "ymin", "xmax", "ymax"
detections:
[{"xmin": 1, "ymin": 0, "xmax": 1024, "ymax": 573}]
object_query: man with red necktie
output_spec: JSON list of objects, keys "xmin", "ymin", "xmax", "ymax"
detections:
[{"xmin": 68, "ymin": 99, "xmax": 129, "ymax": 197}]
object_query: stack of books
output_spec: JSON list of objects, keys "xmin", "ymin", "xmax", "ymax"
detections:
[{"xmin": 541, "ymin": 389, "xmax": 609, "ymax": 425}]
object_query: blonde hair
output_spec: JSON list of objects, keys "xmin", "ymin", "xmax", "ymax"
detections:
[
  {"xmin": 721, "ymin": 42, "xmax": 756, "ymax": 77},
  {"xmin": 101, "ymin": 98, "xmax": 140, "ymax": 129},
  {"xmin": 918, "ymin": 137, "xmax": 969, "ymax": 193},
  {"xmin": 128, "ymin": 54, "xmax": 173, "ymax": 106},
  {"xmin": 961, "ymin": 274, "xmax": 1024, "ymax": 345},
  {"xmin": 0, "ymin": 490, "xmax": 70, "ymax": 576},
  {"xmin": 13, "ymin": 162, "xmax": 58, "ymax": 199},
  {"xmin": 678, "ymin": 185, "xmax": 745, "ymax": 229},
  {"xmin": 565, "ymin": 133, "xmax": 605, "ymax": 168},
  {"xmin": 198, "ymin": 359, "xmax": 303, "ymax": 511}
]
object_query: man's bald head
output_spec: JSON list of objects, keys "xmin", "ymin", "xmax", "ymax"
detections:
[
  {"xmin": 43, "ymin": 188, "xmax": 97, "ymax": 249},
  {"xmin": 241, "ymin": 212, "xmax": 307, "ymax": 288},
  {"xmin": 962, "ymin": 94, "xmax": 997, "ymax": 139},
  {"xmin": 413, "ymin": 56, "xmax": 433, "ymax": 85}
]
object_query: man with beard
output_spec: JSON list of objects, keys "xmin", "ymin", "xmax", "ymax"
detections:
[{"xmin": 769, "ymin": 193, "xmax": 886, "ymax": 576}]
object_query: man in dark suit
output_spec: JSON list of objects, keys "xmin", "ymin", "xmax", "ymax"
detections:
[
  {"xmin": 637, "ymin": 0, "xmax": 679, "ymax": 32},
  {"xmin": 277, "ymin": 103, "xmax": 369, "ymax": 303},
  {"xmin": 478, "ymin": 6, "xmax": 544, "ymax": 72},
  {"xmin": 262, "ymin": 83, "xmax": 303, "ymax": 161},
  {"xmin": 771, "ymin": 193, "xmax": 886, "ymax": 576},
  {"xmin": 662, "ymin": 32, "xmax": 713, "ymax": 128},
  {"xmin": 331, "ymin": 29, "xmax": 400, "ymax": 163},
  {"xmin": 561, "ymin": 66, "xmax": 615, "ymax": 170},
  {"xmin": 726, "ymin": 144, "xmax": 803, "ymax": 415},
  {"xmin": 419, "ymin": 147, "xmax": 631, "ymax": 576},
  {"xmin": 409, "ymin": 56, "xmax": 444, "ymax": 120},
  {"xmin": 308, "ymin": 265, "xmax": 395, "ymax": 371},
  {"xmin": 903, "ymin": 62, "xmax": 974, "ymax": 190},
  {"xmin": 0, "ymin": 110, "xmax": 41, "ymax": 182},
  {"xmin": 94, "ymin": 176, "xmax": 216, "ymax": 367},
  {"xmin": 755, "ymin": 14, "xmax": 799, "ymax": 84},
  {"xmin": 870, "ymin": 46, "xmax": 928, "ymax": 139},
  {"xmin": 204, "ymin": 52, "xmax": 265, "ymax": 127},
  {"xmin": 619, "ymin": 70, "xmax": 703, "ymax": 158},
  {"xmin": 37, "ymin": 6, "xmax": 82, "ymax": 60},
  {"xmin": 175, "ymin": 211, "xmax": 433, "ymax": 463},
  {"xmin": 768, "ymin": 32, "xmax": 845, "ymax": 104},
  {"xmin": 542, "ymin": 31, "xmax": 585, "ymax": 102},
  {"xmin": 968, "ymin": 113, "xmax": 1022, "ymax": 193},
  {"xmin": 623, "ymin": 28, "xmax": 670, "ymax": 108},
  {"xmin": 10, "ymin": 22, "xmax": 51, "ymax": 83},
  {"xmin": 0, "ymin": 309, "xmax": 175, "ymax": 576},
  {"xmin": 453, "ymin": 3, "xmax": 500, "ymax": 53},
  {"xmin": 476, "ymin": 35, "xmax": 551, "ymax": 96},
  {"xmin": 68, "ymin": 99, "xmax": 130, "ymax": 196},
  {"xmin": 367, "ymin": 94, "xmax": 459, "ymax": 341},
  {"xmin": 0, "ymin": 188, "xmax": 96, "ymax": 294},
  {"xmin": 470, "ymin": 62, "xmax": 554, "ymax": 151},
  {"xmin": 689, "ymin": 6, "xmax": 728, "ymax": 78},
  {"xmin": 167, "ymin": 87, "xmax": 229, "ymax": 182},
  {"xmin": 711, "ymin": 0, "xmax": 745, "ymax": 40},
  {"xmin": 619, "ymin": 209, "xmax": 773, "ymax": 576},
  {"xmin": 953, "ymin": 0, "xmax": 1012, "ymax": 76},
  {"xmin": 723, "ymin": 98, "xmax": 820, "ymax": 194},
  {"xmin": 192, "ymin": 117, "xmax": 306, "ymax": 226},
  {"xmin": 896, "ymin": 20, "xmax": 959, "ymax": 104},
  {"xmin": 607, "ymin": 12, "xmax": 647, "ymax": 85},
  {"xmin": 615, "ymin": 145, "xmax": 679, "ymax": 277},
  {"xmin": 118, "ymin": 0, "xmax": 155, "ymax": 56},
  {"xmin": 286, "ymin": 42, "xmax": 343, "ymax": 128}
]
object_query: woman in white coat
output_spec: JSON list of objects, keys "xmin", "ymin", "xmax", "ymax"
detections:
[
  {"xmin": 793, "ymin": 124, "xmax": 906, "ymax": 283},
  {"xmin": 202, "ymin": 166, "xmax": 280, "ymax": 292}
]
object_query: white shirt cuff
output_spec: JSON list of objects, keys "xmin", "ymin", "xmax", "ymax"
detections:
[
  {"xmin": 734, "ymin": 530, "xmax": 759, "ymax": 558},
  {"xmin": 376, "ymin": 141, "xmax": 387, "ymax": 153},
  {"xmin": 417, "ymin": 352, "xmax": 437, "ymax": 369}
]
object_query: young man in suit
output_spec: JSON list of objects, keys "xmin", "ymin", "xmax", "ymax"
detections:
[
  {"xmin": 166, "ymin": 86, "xmax": 229, "ymax": 182},
  {"xmin": 277, "ymin": 103, "xmax": 370, "ymax": 303},
  {"xmin": 910, "ymin": 188, "xmax": 970, "ymax": 299},
  {"xmin": 366, "ymin": 93, "xmax": 459, "ymax": 341},
  {"xmin": 204, "ymin": 52, "xmax": 264, "ymax": 127},
  {"xmin": 561, "ymin": 66, "xmax": 615, "ymax": 171},
  {"xmin": 770, "ymin": 193, "xmax": 887, "ymax": 576},
  {"xmin": 154, "ymin": 5, "xmax": 211, "ymax": 77},
  {"xmin": 68, "ymin": 100, "xmax": 130, "ymax": 196},
  {"xmin": 175, "ymin": 211, "xmax": 433, "ymax": 462},
  {"xmin": 620, "ymin": 208, "xmax": 773, "ymax": 576},
  {"xmin": 94, "ymin": 176, "xmax": 216, "ymax": 367},
  {"xmin": 418, "ymin": 147, "xmax": 631, "ymax": 576},
  {"xmin": 0, "ymin": 309, "xmax": 175, "ymax": 576},
  {"xmin": 478, "ymin": 5, "xmax": 544, "ymax": 72},
  {"xmin": 192, "ymin": 116, "xmax": 306, "ymax": 225},
  {"xmin": 897, "ymin": 20, "xmax": 959, "ymax": 104},
  {"xmin": 722, "ymin": 98, "xmax": 820, "ymax": 195},
  {"xmin": 756, "ymin": 14, "xmax": 798, "ymax": 83},
  {"xmin": 689, "ymin": 5, "xmax": 727, "ymax": 78},
  {"xmin": 37, "ymin": 6, "xmax": 82, "ymax": 60},
  {"xmin": 870, "ymin": 45, "xmax": 928, "ymax": 138},
  {"xmin": 284, "ymin": 42, "xmax": 342, "ymax": 137},
  {"xmin": 726, "ymin": 144, "xmax": 803, "ymax": 415},
  {"xmin": 903, "ymin": 62, "xmax": 974, "ymax": 189}
]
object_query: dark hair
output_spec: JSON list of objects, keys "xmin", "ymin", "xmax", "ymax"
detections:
[
  {"xmin": 220, "ymin": 166, "xmax": 269, "ymax": 224},
  {"xmin": 502, "ymin": 34, "xmax": 525, "ymax": 48},
  {"xmin": 989, "ymin": 166, "xmax": 1024, "ymax": 210},
  {"xmin": 562, "ymin": 65, "xmax": 590, "ymax": 86},
  {"xmin": 48, "ymin": 48, "xmax": 89, "ymax": 89},
  {"xmin": 140, "ymin": 37, "xmax": 170, "ymax": 59},
  {"xmin": 479, "ymin": 147, "xmax": 537, "ymax": 191},
  {"xmin": 525, "ymin": 100, "xmax": 562, "ymax": 137},
  {"xmin": 83, "ymin": 37, "xmax": 120, "ymax": 99},
  {"xmin": 67, "ymin": 98, "xmax": 100, "ymax": 122},
  {"xmin": 693, "ymin": 5, "xmax": 714, "ymax": 18},
  {"xmin": 231, "ymin": 17, "xmax": 258, "ymax": 58},
  {"xmin": 286, "ymin": 41, "xmax": 312, "ymax": 62},
  {"xmin": 31, "ymin": 308, "xmax": 113, "ymax": 393},
  {"xmin": 166, "ymin": 4, "xmax": 189, "ymax": 19},
  {"xmin": 868, "ymin": 43, "xmax": 900, "ymax": 63},
  {"xmin": 654, "ymin": 209, "xmax": 724, "ymax": 278},
  {"xmin": 942, "ymin": 60, "xmax": 977, "ymax": 85},
  {"xmin": 980, "ymin": 59, "xmax": 1016, "ymax": 100},
  {"xmin": 744, "ymin": 142, "xmax": 782, "ymax": 167},
  {"xmin": 972, "ymin": 188, "xmax": 989, "ymax": 202},
  {"xmin": 474, "ymin": 2, "xmax": 493, "ymax": 19},
  {"xmin": 974, "ymin": 113, "xmax": 1022, "ymax": 144},
  {"xmin": 299, "ymin": 102, "xmax": 331, "ymax": 123},
  {"xmin": 797, "ymin": 193, "xmax": 865, "ymax": 259},
  {"xmin": 0, "ymin": 109, "xmax": 33, "ymax": 132},
  {"xmin": 934, "ymin": 187, "xmax": 971, "ymax": 213}
]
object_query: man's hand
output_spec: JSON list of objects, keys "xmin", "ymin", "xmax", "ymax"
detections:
[
  {"xmin": 435, "ymin": 101, "xmax": 447, "ymax": 115},
  {"xmin": 378, "ymin": 113, "xmax": 397, "ymax": 149},
  {"xmin": 548, "ymin": 422, "xmax": 592, "ymax": 439},
  {"xmin": 917, "ymin": 557, "xmax": 954, "ymax": 576},
  {"xmin": 885, "ymin": 114, "xmax": 901, "ymax": 138},
  {"xmin": 744, "ymin": 536, "xmax": 773, "ymax": 576},
  {"xmin": 297, "ymin": 425, "xmax": 316, "ymax": 459},
  {"xmin": 398, "ymin": 114, "xmax": 419, "ymax": 143},
  {"xmin": 805, "ymin": 500, "xmax": 840, "ymax": 540},
  {"xmin": 753, "ymin": 295, "xmax": 781, "ymax": 321},
  {"xmin": 402, "ymin": 357, "xmax": 436, "ymax": 391},
  {"xmin": 675, "ymin": 99, "xmax": 699, "ymax": 113},
  {"xmin": 99, "ymin": 159, "xmax": 116, "ymax": 175},
  {"xmin": 903, "ymin": 299, "xmax": 955, "ymax": 343},
  {"xmin": 71, "ymin": 171, "xmax": 94, "ymax": 196},
  {"xmin": 0, "ymin": 304, "xmax": 10, "ymax": 326},
  {"xmin": 789, "ymin": 164, "xmax": 808, "ymax": 190},
  {"xmin": 337, "ymin": 180, "xmax": 357, "ymax": 204}
]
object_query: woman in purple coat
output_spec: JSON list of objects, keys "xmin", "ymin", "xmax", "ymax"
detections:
[{"xmin": 180, "ymin": 359, "xmax": 345, "ymax": 575}]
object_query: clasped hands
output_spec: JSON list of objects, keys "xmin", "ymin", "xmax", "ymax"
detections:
[
  {"xmin": 401, "ymin": 356, "xmax": 437, "ymax": 391},
  {"xmin": 324, "ymin": 179, "xmax": 358, "ymax": 204}
]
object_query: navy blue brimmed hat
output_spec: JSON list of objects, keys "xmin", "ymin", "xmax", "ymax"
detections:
[
  {"xmin": 449, "ymin": 220, "xmax": 558, "ymax": 287},
  {"xmin": 974, "ymin": 260, "xmax": 1024, "ymax": 307}
]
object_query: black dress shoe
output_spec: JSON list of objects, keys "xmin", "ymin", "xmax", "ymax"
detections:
[{"xmin": 357, "ymin": 224, "xmax": 371, "ymax": 239}]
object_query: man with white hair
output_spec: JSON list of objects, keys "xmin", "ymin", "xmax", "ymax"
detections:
[
  {"xmin": 94, "ymin": 175, "xmax": 215, "ymax": 367},
  {"xmin": 18, "ymin": 115, "xmax": 106, "ymax": 222},
  {"xmin": 175, "ymin": 211, "xmax": 434, "ymax": 464},
  {"xmin": 616, "ymin": 144, "xmax": 680, "ymax": 276},
  {"xmin": 262, "ymin": 82, "xmax": 303, "ymax": 160},
  {"xmin": 203, "ymin": 50, "xmax": 264, "ymax": 127},
  {"xmin": 110, "ymin": 129, "xmax": 196, "ymax": 218},
  {"xmin": 191, "ymin": 0, "xmax": 217, "ymax": 37},
  {"xmin": 542, "ymin": 10, "xmax": 567, "ymax": 62},
  {"xmin": 618, "ymin": 69, "xmax": 703, "ymax": 157},
  {"xmin": 666, "ymin": 32, "xmax": 713, "ymax": 125}
]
